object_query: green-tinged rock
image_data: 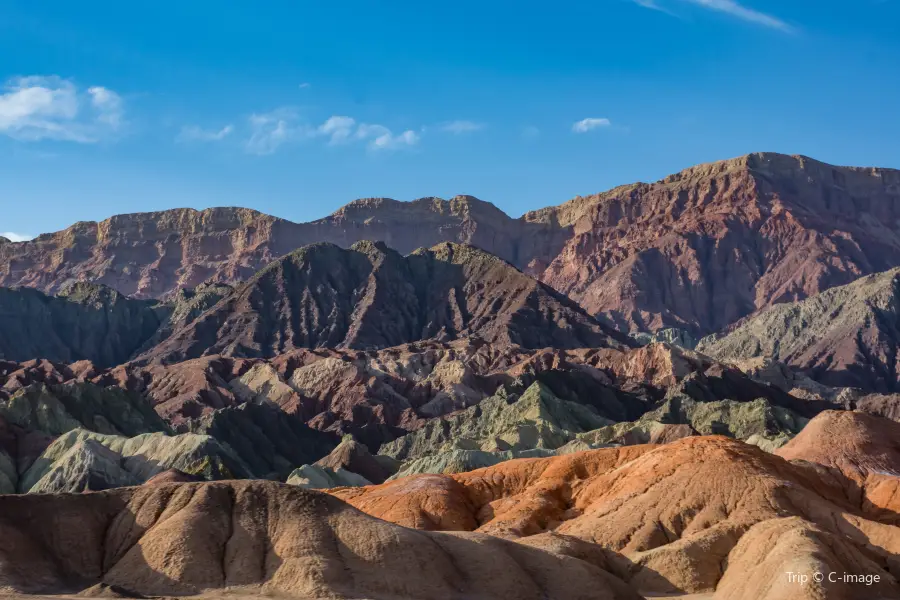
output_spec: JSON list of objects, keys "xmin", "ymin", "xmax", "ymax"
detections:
[
  {"xmin": 745, "ymin": 433, "xmax": 793, "ymax": 453},
  {"xmin": 388, "ymin": 448, "xmax": 557, "ymax": 480},
  {"xmin": 0, "ymin": 382, "xmax": 168, "ymax": 437},
  {"xmin": 286, "ymin": 464, "xmax": 372, "ymax": 489},
  {"xmin": 630, "ymin": 328, "xmax": 698, "ymax": 350},
  {"xmin": 315, "ymin": 434, "xmax": 398, "ymax": 484},
  {"xmin": 229, "ymin": 362, "xmax": 297, "ymax": 406},
  {"xmin": 190, "ymin": 402, "xmax": 336, "ymax": 480},
  {"xmin": 647, "ymin": 394, "xmax": 807, "ymax": 441},
  {"xmin": 20, "ymin": 429, "xmax": 251, "ymax": 493},
  {"xmin": 0, "ymin": 450, "xmax": 16, "ymax": 493},
  {"xmin": 379, "ymin": 382, "xmax": 612, "ymax": 462},
  {"xmin": 28, "ymin": 439, "xmax": 139, "ymax": 494}
]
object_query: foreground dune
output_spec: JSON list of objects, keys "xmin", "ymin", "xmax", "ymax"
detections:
[
  {"xmin": 2, "ymin": 413, "xmax": 899, "ymax": 600},
  {"xmin": 334, "ymin": 430, "xmax": 900, "ymax": 598},
  {"xmin": 0, "ymin": 479, "xmax": 640, "ymax": 600}
]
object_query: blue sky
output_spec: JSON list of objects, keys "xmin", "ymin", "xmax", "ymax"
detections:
[{"xmin": 1, "ymin": 0, "xmax": 899, "ymax": 239}]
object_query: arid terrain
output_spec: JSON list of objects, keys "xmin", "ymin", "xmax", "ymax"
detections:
[{"xmin": 2, "ymin": 153, "xmax": 900, "ymax": 599}]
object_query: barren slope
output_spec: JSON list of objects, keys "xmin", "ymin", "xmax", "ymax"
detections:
[
  {"xmin": 0, "ymin": 480, "xmax": 640, "ymax": 600},
  {"xmin": 5, "ymin": 153, "xmax": 900, "ymax": 336},
  {"xmin": 140, "ymin": 241, "xmax": 629, "ymax": 363},
  {"xmin": 699, "ymin": 268, "xmax": 900, "ymax": 391}
]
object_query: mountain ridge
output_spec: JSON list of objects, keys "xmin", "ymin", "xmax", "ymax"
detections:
[{"xmin": 5, "ymin": 152, "xmax": 900, "ymax": 336}]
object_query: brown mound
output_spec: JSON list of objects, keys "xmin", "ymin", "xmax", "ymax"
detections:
[
  {"xmin": 142, "ymin": 469, "xmax": 203, "ymax": 485},
  {"xmin": 775, "ymin": 410, "xmax": 900, "ymax": 524},
  {"xmin": 0, "ymin": 480, "xmax": 640, "ymax": 600},
  {"xmin": 776, "ymin": 410, "xmax": 900, "ymax": 478},
  {"xmin": 333, "ymin": 437, "xmax": 900, "ymax": 597}
]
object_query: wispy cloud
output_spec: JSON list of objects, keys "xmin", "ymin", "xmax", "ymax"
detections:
[
  {"xmin": 298, "ymin": 82, "xmax": 311, "ymax": 89},
  {"xmin": 0, "ymin": 232, "xmax": 34, "ymax": 242},
  {"xmin": 177, "ymin": 124, "xmax": 234, "ymax": 143},
  {"xmin": 355, "ymin": 123, "xmax": 420, "ymax": 150},
  {"xmin": 246, "ymin": 109, "xmax": 302, "ymax": 155},
  {"xmin": 632, "ymin": 0, "xmax": 794, "ymax": 32},
  {"xmin": 244, "ymin": 110, "xmax": 419, "ymax": 154},
  {"xmin": 572, "ymin": 118, "xmax": 611, "ymax": 133},
  {"xmin": 439, "ymin": 120, "xmax": 485, "ymax": 134},
  {"xmin": 319, "ymin": 116, "xmax": 357, "ymax": 144},
  {"xmin": 0, "ymin": 76, "xmax": 124, "ymax": 143}
]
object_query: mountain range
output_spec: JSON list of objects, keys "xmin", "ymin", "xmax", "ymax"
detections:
[
  {"xmin": 3, "ymin": 152, "xmax": 900, "ymax": 600},
  {"xmin": 5, "ymin": 152, "xmax": 900, "ymax": 337}
]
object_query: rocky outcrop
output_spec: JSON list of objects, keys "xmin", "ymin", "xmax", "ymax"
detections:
[
  {"xmin": 0, "ymin": 480, "xmax": 642, "ymax": 600},
  {"xmin": 8, "ymin": 154, "xmax": 899, "ymax": 337},
  {"xmin": 188, "ymin": 401, "xmax": 336, "ymax": 480},
  {"xmin": 0, "ymin": 283, "xmax": 162, "ymax": 367},
  {"xmin": 529, "ymin": 153, "xmax": 900, "ymax": 335},
  {"xmin": 335, "ymin": 436, "xmax": 900, "ymax": 597},
  {"xmin": 140, "ymin": 241, "xmax": 629, "ymax": 364},
  {"xmin": 388, "ymin": 448, "xmax": 557, "ymax": 480},
  {"xmin": 18, "ymin": 429, "xmax": 250, "ymax": 493},
  {"xmin": 0, "ymin": 382, "xmax": 168, "ymax": 437},
  {"xmin": 377, "ymin": 382, "xmax": 614, "ymax": 463},
  {"xmin": 699, "ymin": 268, "xmax": 900, "ymax": 392},
  {"xmin": 0, "ymin": 199, "xmax": 556, "ymax": 300},
  {"xmin": 312, "ymin": 434, "xmax": 397, "ymax": 484},
  {"xmin": 286, "ymin": 464, "xmax": 372, "ymax": 489}
]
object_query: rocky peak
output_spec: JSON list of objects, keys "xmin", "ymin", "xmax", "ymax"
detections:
[{"xmin": 139, "ymin": 241, "xmax": 627, "ymax": 363}]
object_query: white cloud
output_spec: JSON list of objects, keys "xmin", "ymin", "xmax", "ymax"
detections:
[
  {"xmin": 632, "ymin": 0, "xmax": 793, "ymax": 32},
  {"xmin": 0, "ymin": 76, "xmax": 124, "ymax": 142},
  {"xmin": 87, "ymin": 86, "xmax": 123, "ymax": 128},
  {"xmin": 298, "ymin": 82, "xmax": 311, "ymax": 89},
  {"xmin": 0, "ymin": 232, "xmax": 34, "ymax": 242},
  {"xmin": 354, "ymin": 123, "xmax": 419, "ymax": 150},
  {"xmin": 572, "ymin": 118, "xmax": 611, "ymax": 133},
  {"xmin": 244, "ymin": 110, "xmax": 419, "ymax": 154},
  {"xmin": 357, "ymin": 125, "xmax": 420, "ymax": 150},
  {"xmin": 319, "ymin": 116, "xmax": 357, "ymax": 144},
  {"xmin": 245, "ymin": 109, "xmax": 308, "ymax": 155},
  {"xmin": 440, "ymin": 120, "xmax": 485, "ymax": 134},
  {"xmin": 177, "ymin": 124, "xmax": 234, "ymax": 143}
]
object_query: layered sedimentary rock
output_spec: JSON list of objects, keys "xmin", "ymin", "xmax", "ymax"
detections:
[
  {"xmin": 0, "ymin": 480, "xmax": 641, "ymax": 600},
  {"xmin": 19, "ymin": 429, "xmax": 249, "ymax": 494},
  {"xmin": 378, "ymin": 382, "xmax": 613, "ymax": 463},
  {"xmin": 335, "ymin": 435, "xmax": 900, "ymax": 598},
  {"xmin": 0, "ymin": 283, "xmax": 162, "ymax": 367},
  {"xmin": 140, "ymin": 241, "xmax": 629, "ymax": 364},
  {"xmin": 188, "ymin": 401, "xmax": 337, "ymax": 480},
  {"xmin": 0, "ymin": 198, "xmax": 554, "ymax": 299},
  {"xmin": 6, "ymin": 154, "xmax": 900, "ymax": 337},
  {"xmin": 699, "ymin": 268, "xmax": 900, "ymax": 392},
  {"xmin": 0, "ymin": 382, "xmax": 168, "ymax": 437}
]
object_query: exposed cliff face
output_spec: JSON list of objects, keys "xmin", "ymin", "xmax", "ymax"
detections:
[
  {"xmin": 0, "ymin": 198, "xmax": 559, "ymax": 300},
  {"xmin": 527, "ymin": 153, "xmax": 900, "ymax": 335},
  {"xmin": 140, "ymin": 241, "xmax": 629, "ymax": 364},
  {"xmin": 4, "ymin": 153, "xmax": 900, "ymax": 336},
  {"xmin": 699, "ymin": 268, "xmax": 900, "ymax": 392},
  {"xmin": 0, "ymin": 282, "xmax": 162, "ymax": 367}
]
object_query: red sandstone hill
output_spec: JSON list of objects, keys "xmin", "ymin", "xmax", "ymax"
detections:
[
  {"xmin": 333, "ymin": 435, "xmax": 900, "ymax": 598},
  {"xmin": 4, "ymin": 153, "xmax": 900, "ymax": 336}
]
